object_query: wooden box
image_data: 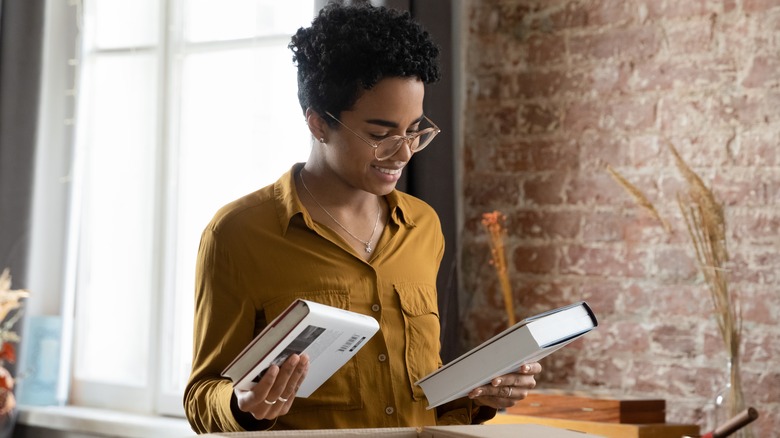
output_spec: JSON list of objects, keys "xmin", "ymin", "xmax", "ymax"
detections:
[{"xmin": 506, "ymin": 393, "xmax": 666, "ymax": 424}]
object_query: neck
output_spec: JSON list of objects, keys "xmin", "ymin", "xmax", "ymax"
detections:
[
  {"xmin": 298, "ymin": 167, "xmax": 379, "ymax": 213},
  {"xmin": 298, "ymin": 169, "xmax": 385, "ymax": 255}
]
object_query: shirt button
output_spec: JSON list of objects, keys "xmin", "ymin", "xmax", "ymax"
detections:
[
  {"xmin": 378, "ymin": 353, "xmax": 387, "ymax": 362},
  {"xmin": 385, "ymin": 406, "xmax": 395, "ymax": 415},
  {"xmin": 371, "ymin": 304, "xmax": 380, "ymax": 312}
]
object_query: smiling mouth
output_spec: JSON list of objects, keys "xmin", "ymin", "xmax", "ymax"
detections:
[{"xmin": 373, "ymin": 165, "xmax": 403, "ymax": 175}]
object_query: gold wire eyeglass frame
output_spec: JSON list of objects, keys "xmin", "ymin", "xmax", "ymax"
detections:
[{"xmin": 325, "ymin": 111, "xmax": 441, "ymax": 161}]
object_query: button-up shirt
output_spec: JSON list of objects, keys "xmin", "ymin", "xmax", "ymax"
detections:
[{"xmin": 184, "ymin": 164, "xmax": 493, "ymax": 433}]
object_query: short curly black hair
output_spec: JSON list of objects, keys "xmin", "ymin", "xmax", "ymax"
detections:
[{"xmin": 289, "ymin": 3, "xmax": 441, "ymax": 124}]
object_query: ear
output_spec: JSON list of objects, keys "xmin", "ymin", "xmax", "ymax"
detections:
[{"xmin": 305, "ymin": 108, "xmax": 329, "ymax": 143}]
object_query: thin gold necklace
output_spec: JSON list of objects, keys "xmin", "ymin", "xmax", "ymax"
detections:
[{"xmin": 299, "ymin": 171, "xmax": 382, "ymax": 254}]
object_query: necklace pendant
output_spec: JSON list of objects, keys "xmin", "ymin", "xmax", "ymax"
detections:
[{"xmin": 365, "ymin": 243, "xmax": 372, "ymax": 254}]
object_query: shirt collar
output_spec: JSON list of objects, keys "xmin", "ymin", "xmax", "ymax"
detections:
[{"xmin": 274, "ymin": 163, "xmax": 417, "ymax": 235}]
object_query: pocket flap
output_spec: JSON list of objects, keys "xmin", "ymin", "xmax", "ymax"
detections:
[{"xmin": 395, "ymin": 283, "xmax": 439, "ymax": 317}]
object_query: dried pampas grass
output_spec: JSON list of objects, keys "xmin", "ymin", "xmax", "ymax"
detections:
[{"xmin": 608, "ymin": 143, "xmax": 749, "ymax": 435}]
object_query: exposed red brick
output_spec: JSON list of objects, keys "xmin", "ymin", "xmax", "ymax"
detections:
[
  {"xmin": 561, "ymin": 244, "xmax": 648, "ymax": 278},
  {"xmin": 629, "ymin": 59, "xmax": 736, "ymax": 92},
  {"xmin": 742, "ymin": 55, "xmax": 780, "ymax": 88},
  {"xmin": 568, "ymin": 26, "xmax": 660, "ymax": 62},
  {"xmin": 579, "ymin": 210, "xmax": 629, "ymax": 242},
  {"xmin": 549, "ymin": 0, "xmax": 634, "ymax": 29},
  {"xmin": 662, "ymin": 18, "xmax": 717, "ymax": 56},
  {"xmin": 629, "ymin": 134, "xmax": 664, "ymax": 167},
  {"xmin": 463, "ymin": 173, "xmax": 521, "ymax": 208},
  {"xmin": 653, "ymin": 247, "xmax": 700, "ymax": 282},
  {"xmin": 492, "ymin": 138, "xmax": 579, "ymax": 172},
  {"xmin": 527, "ymin": 33, "xmax": 567, "ymax": 65},
  {"xmin": 733, "ymin": 127, "xmax": 779, "ymax": 167},
  {"xmin": 565, "ymin": 172, "xmax": 634, "ymax": 206},
  {"xmin": 639, "ymin": 0, "xmax": 723, "ymax": 20},
  {"xmin": 461, "ymin": 0, "xmax": 780, "ymax": 430},
  {"xmin": 517, "ymin": 103, "xmax": 562, "ymax": 133},
  {"xmin": 743, "ymin": 0, "xmax": 780, "ymax": 13},
  {"xmin": 512, "ymin": 244, "xmax": 559, "ymax": 274},
  {"xmin": 564, "ymin": 97, "xmax": 657, "ymax": 133},
  {"xmin": 577, "ymin": 131, "xmax": 632, "ymax": 168},
  {"xmin": 507, "ymin": 210, "xmax": 581, "ymax": 240},
  {"xmin": 535, "ymin": 350, "xmax": 577, "ymax": 385},
  {"xmin": 729, "ymin": 209, "xmax": 780, "ymax": 243},
  {"xmin": 522, "ymin": 172, "xmax": 567, "ymax": 205},
  {"xmin": 578, "ymin": 280, "xmax": 622, "ymax": 315}
]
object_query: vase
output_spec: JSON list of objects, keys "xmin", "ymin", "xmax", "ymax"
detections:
[
  {"xmin": 709, "ymin": 357, "xmax": 754, "ymax": 438},
  {"xmin": 0, "ymin": 407, "xmax": 15, "ymax": 438}
]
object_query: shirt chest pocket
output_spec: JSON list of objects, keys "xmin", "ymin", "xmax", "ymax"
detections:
[
  {"xmin": 261, "ymin": 290, "xmax": 363, "ymax": 412},
  {"xmin": 395, "ymin": 283, "xmax": 441, "ymax": 401}
]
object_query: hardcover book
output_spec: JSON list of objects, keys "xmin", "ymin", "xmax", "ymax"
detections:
[
  {"xmin": 222, "ymin": 299, "xmax": 380, "ymax": 396},
  {"xmin": 416, "ymin": 301, "xmax": 598, "ymax": 409}
]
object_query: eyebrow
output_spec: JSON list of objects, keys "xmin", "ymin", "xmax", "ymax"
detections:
[{"xmin": 364, "ymin": 115, "xmax": 425, "ymax": 128}]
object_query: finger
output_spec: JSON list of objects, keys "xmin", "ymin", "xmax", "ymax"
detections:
[
  {"xmin": 284, "ymin": 354, "xmax": 309, "ymax": 398},
  {"xmin": 503, "ymin": 373, "xmax": 537, "ymax": 389},
  {"xmin": 518, "ymin": 362, "xmax": 542, "ymax": 374},
  {"xmin": 276, "ymin": 354, "xmax": 310, "ymax": 414},
  {"xmin": 471, "ymin": 392, "xmax": 517, "ymax": 409},
  {"xmin": 263, "ymin": 354, "xmax": 302, "ymax": 407},
  {"xmin": 234, "ymin": 365, "xmax": 280, "ymax": 418},
  {"xmin": 240, "ymin": 355, "xmax": 303, "ymax": 419},
  {"xmin": 491, "ymin": 369, "xmax": 538, "ymax": 388}
]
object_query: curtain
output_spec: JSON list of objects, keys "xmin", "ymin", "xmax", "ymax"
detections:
[{"xmin": 0, "ymin": 0, "xmax": 45, "ymax": 290}]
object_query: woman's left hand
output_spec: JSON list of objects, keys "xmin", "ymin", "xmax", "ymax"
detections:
[{"xmin": 468, "ymin": 362, "xmax": 542, "ymax": 409}]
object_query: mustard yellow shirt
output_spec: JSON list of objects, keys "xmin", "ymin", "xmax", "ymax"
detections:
[{"xmin": 184, "ymin": 164, "xmax": 494, "ymax": 433}]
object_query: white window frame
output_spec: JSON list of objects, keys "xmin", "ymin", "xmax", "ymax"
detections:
[{"xmin": 64, "ymin": 0, "xmax": 318, "ymax": 418}]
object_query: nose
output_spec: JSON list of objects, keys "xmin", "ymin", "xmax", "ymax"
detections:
[{"xmin": 383, "ymin": 137, "xmax": 414, "ymax": 162}]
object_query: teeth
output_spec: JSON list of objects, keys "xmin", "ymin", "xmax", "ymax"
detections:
[{"xmin": 374, "ymin": 166, "xmax": 401, "ymax": 175}]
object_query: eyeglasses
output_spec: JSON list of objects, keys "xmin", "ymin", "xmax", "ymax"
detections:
[{"xmin": 325, "ymin": 111, "xmax": 441, "ymax": 161}]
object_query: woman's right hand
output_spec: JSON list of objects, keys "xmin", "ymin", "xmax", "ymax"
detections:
[{"xmin": 234, "ymin": 353, "xmax": 309, "ymax": 420}]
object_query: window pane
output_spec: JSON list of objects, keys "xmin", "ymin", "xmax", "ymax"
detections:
[
  {"xmin": 184, "ymin": 0, "xmax": 315, "ymax": 42},
  {"xmin": 93, "ymin": 0, "xmax": 159, "ymax": 48},
  {"xmin": 167, "ymin": 45, "xmax": 310, "ymax": 393},
  {"xmin": 75, "ymin": 53, "xmax": 158, "ymax": 386}
]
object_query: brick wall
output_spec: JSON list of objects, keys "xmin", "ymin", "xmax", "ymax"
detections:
[{"xmin": 458, "ymin": 0, "xmax": 779, "ymax": 435}]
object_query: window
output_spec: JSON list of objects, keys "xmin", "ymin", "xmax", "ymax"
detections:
[{"xmin": 69, "ymin": 0, "xmax": 315, "ymax": 416}]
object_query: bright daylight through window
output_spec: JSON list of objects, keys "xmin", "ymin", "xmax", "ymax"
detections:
[{"xmin": 70, "ymin": 0, "xmax": 315, "ymax": 416}]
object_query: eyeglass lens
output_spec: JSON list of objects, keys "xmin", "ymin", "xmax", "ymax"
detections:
[{"xmin": 375, "ymin": 130, "xmax": 436, "ymax": 160}]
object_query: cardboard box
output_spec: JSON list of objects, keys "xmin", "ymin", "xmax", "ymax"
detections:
[
  {"xmin": 506, "ymin": 392, "xmax": 666, "ymax": 423},
  {"xmin": 198, "ymin": 423, "xmax": 606, "ymax": 437},
  {"xmin": 488, "ymin": 413, "xmax": 700, "ymax": 438},
  {"xmin": 423, "ymin": 424, "xmax": 605, "ymax": 437}
]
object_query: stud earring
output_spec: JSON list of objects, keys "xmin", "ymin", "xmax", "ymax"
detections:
[{"xmin": 319, "ymin": 137, "xmax": 325, "ymax": 143}]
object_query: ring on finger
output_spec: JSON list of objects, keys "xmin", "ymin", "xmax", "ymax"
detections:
[
  {"xmin": 278, "ymin": 396, "xmax": 289, "ymax": 403},
  {"xmin": 508, "ymin": 387, "xmax": 513, "ymax": 398},
  {"xmin": 263, "ymin": 399, "xmax": 277, "ymax": 405}
]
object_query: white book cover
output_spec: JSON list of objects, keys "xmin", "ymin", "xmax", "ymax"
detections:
[
  {"xmin": 416, "ymin": 301, "xmax": 598, "ymax": 409},
  {"xmin": 222, "ymin": 299, "xmax": 380, "ymax": 397}
]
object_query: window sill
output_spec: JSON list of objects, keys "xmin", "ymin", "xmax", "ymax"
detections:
[{"xmin": 18, "ymin": 405, "xmax": 196, "ymax": 438}]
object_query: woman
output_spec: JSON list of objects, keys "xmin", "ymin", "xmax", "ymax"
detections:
[{"xmin": 184, "ymin": 3, "xmax": 541, "ymax": 433}]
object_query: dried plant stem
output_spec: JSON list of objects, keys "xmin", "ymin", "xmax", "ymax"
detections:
[
  {"xmin": 482, "ymin": 211, "xmax": 516, "ymax": 327},
  {"xmin": 606, "ymin": 165, "xmax": 672, "ymax": 233},
  {"xmin": 670, "ymin": 143, "xmax": 748, "ymax": 436},
  {"xmin": 606, "ymin": 143, "xmax": 750, "ymax": 436}
]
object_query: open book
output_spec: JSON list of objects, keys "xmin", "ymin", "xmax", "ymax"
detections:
[
  {"xmin": 416, "ymin": 301, "xmax": 598, "ymax": 408},
  {"xmin": 222, "ymin": 299, "xmax": 380, "ymax": 396}
]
